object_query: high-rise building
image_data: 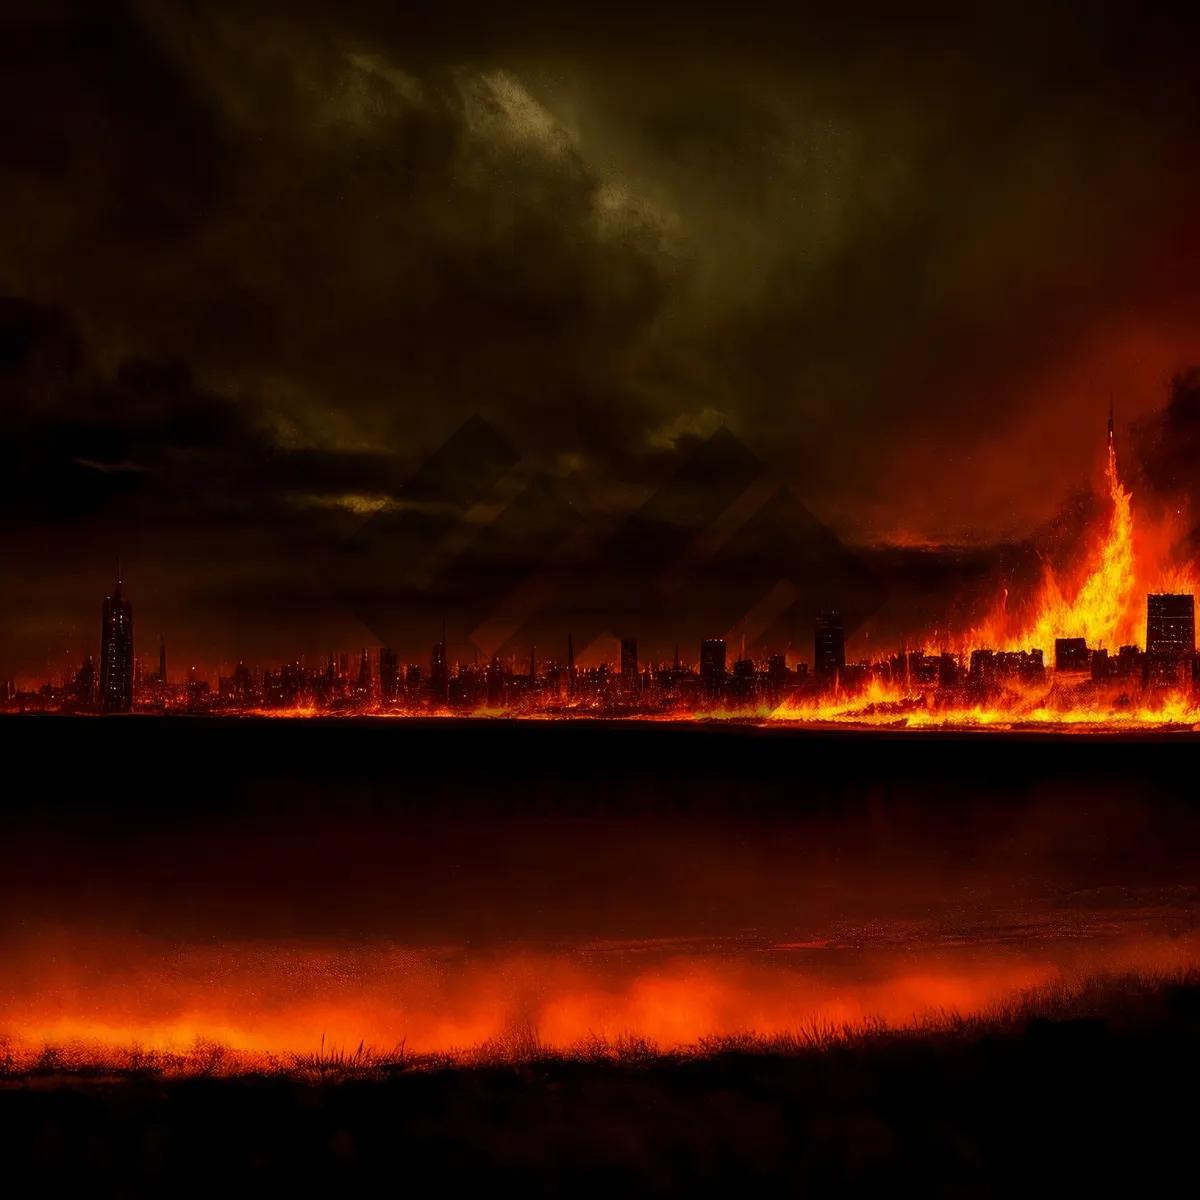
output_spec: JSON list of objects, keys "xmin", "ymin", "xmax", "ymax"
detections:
[
  {"xmin": 1146, "ymin": 594, "xmax": 1195, "ymax": 659},
  {"xmin": 99, "ymin": 574, "xmax": 134, "ymax": 712},
  {"xmin": 1144, "ymin": 593, "xmax": 1195, "ymax": 686},
  {"xmin": 729, "ymin": 657, "xmax": 757, "ymax": 706},
  {"xmin": 814, "ymin": 611, "xmax": 845, "ymax": 683},
  {"xmin": 430, "ymin": 635, "xmax": 448, "ymax": 704},
  {"xmin": 1117, "ymin": 644, "xmax": 1144, "ymax": 679},
  {"xmin": 486, "ymin": 655, "xmax": 503, "ymax": 707},
  {"xmin": 938, "ymin": 653, "xmax": 960, "ymax": 689},
  {"xmin": 968, "ymin": 648, "xmax": 996, "ymax": 689},
  {"xmin": 379, "ymin": 647, "xmax": 400, "ymax": 702},
  {"xmin": 907, "ymin": 651, "xmax": 939, "ymax": 685},
  {"xmin": 232, "ymin": 661, "xmax": 253, "ymax": 704},
  {"xmin": 699, "ymin": 638, "xmax": 726, "ymax": 696},
  {"xmin": 72, "ymin": 656, "xmax": 96, "ymax": 707},
  {"xmin": 767, "ymin": 653, "xmax": 788, "ymax": 690},
  {"xmin": 405, "ymin": 664, "xmax": 423, "ymax": 702},
  {"xmin": 1054, "ymin": 638, "xmax": 1090, "ymax": 672},
  {"xmin": 186, "ymin": 666, "xmax": 211, "ymax": 708},
  {"xmin": 157, "ymin": 634, "xmax": 166, "ymax": 685},
  {"xmin": 995, "ymin": 649, "xmax": 1044, "ymax": 681},
  {"xmin": 620, "ymin": 638, "xmax": 638, "ymax": 693}
]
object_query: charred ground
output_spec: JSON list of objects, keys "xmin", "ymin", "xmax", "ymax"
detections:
[{"xmin": 4, "ymin": 972, "xmax": 1199, "ymax": 1193}]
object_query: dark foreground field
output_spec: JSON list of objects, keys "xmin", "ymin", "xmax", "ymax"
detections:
[
  {"xmin": 5, "ymin": 718, "xmax": 1200, "ymax": 1193},
  {"xmin": 4, "ymin": 973, "xmax": 1199, "ymax": 1195}
]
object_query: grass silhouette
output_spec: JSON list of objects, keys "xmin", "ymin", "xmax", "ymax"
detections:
[
  {"xmin": 3, "ymin": 968, "xmax": 1198, "ymax": 1082},
  {"xmin": 3, "ymin": 969, "xmax": 1198, "ymax": 1189}
]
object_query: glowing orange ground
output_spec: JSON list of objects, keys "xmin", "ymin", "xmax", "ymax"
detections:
[{"xmin": 3, "ymin": 925, "xmax": 1197, "ymax": 1073}]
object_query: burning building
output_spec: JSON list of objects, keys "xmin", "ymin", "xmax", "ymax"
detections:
[
  {"xmin": 1144, "ymin": 594, "xmax": 1196, "ymax": 686},
  {"xmin": 1054, "ymin": 638, "xmax": 1090, "ymax": 673},
  {"xmin": 1146, "ymin": 594, "xmax": 1195, "ymax": 659},
  {"xmin": 814, "ymin": 611, "xmax": 846, "ymax": 685}
]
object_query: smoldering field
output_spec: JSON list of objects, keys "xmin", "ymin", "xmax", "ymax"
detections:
[{"xmin": 3, "ymin": 718, "xmax": 1200, "ymax": 1069}]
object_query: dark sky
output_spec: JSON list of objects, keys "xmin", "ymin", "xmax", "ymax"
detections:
[{"xmin": 4, "ymin": 0, "xmax": 1200, "ymax": 679}]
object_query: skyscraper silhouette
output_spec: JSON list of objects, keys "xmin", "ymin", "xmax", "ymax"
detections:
[
  {"xmin": 379, "ymin": 647, "xmax": 400, "ymax": 702},
  {"xmin": 73, "ymin": 656, "xmax": 96, "ymax": 708},
  {"xmin": 430, "ymin": 622, "xmax": 449, "ymax": 704},
  {"xmin": 700, "ymin": 638, "xmax": 726, "ymax": 696},
  {"xmin": 1144, "ymin": 593, "xmax": 1195, "ymax": 685},
  {"xmin": 621, "ymin": 638, "xmax": 638, "ymax": 693},
  {"xmin": 100, "ymin": 567, "xmax": 134, "ymax": 712},
  {"xmin": 814, "ymin": 611, "xmax": 845, "ymax": 683},
  {"xmin": 1146, "ymin": 594, "xmax": 1195, "ymax": 659}
]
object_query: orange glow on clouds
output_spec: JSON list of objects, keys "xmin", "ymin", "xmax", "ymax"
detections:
[
  {"xmin": 777, "ymin": 432, "xmax": 1200, "ymax": 729},
  {"xmin": 971, "ymin": 434, "xmax": 1194, "ymax": 654}
]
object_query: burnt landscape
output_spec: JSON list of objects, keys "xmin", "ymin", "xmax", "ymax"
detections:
[
  {"xmin": 7, "ymin": 0, "xmax": 1200, "ymax": 1190},
  {"xmin": 6, "ymin": 973, "xmax": 1200, "ymax": 1193},
  {"xmin": 3, "ymin": 719, "xmax": 1200, "ymax": 1188}
]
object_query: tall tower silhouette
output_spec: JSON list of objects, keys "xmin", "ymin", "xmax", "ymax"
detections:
[
  {"xmin": 100, "ymin": 561, "xmax": 134, "ymax": 712},
  {"xmin": 430, "ymin": 618, "xmax": 449, "ymax": 705}
]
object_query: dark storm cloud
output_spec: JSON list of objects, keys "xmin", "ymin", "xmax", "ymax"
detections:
[
  {"xmin": 0, "ymin": 298, "xmax": 405, "ymax": 531},
  {"xmin": 5, "ymin": 4, "xmax": 1195, "ymax": 472},
  {"xmin": 1132, "ymin": 370, "xmax": 1200, "ymax": 552},
  {"xmin": 1, "ymin": 0, "xmax": 684, "ymax": 480},
  {"xmin": 3, "ymin": 0, "xmax": 1200, "ymax": 671},
  {"xmin": 1135, "ymin": 369, "xmax": 1200, "ymax": 496}
]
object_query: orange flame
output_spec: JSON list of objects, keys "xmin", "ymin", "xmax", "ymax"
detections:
[
  {"xmin": 967, "ymin": 425, "xmax": 1195, "ymax": 654},
  {"xmin": 1020, "ymin": 438, "xmax": 1135, "ymax": 651},
  {"xmin": 773, "ymin": 424, "xmax": 1200, "ymax": 729}
]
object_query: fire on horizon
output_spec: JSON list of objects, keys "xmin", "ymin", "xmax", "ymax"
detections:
[{"xmin": 3, "ymin": 413, "xmax": 1199, "ymax": 729}]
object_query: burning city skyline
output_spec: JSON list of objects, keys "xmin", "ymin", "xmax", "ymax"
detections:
[
  {"xmin": 966, "ymin": 402, "xmax": 1196, "ymax": 655},
  {"xmin": 7, "ymin": 9, "xmax": 1200, "ymax": 1188},
  {"xmin": 7, "ymin": 404, "xmax": 1200, "ymax": 729},
  {"xmin": 6, "ymin": 4, "xmax": 1200, "ymax": 687}
]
